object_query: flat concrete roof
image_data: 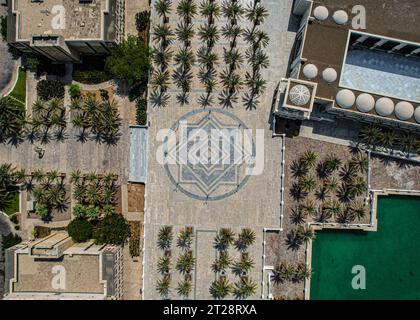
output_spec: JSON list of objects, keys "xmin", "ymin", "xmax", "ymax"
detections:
[
  {"xmin": 12, "ymin": 0, "xmax": 108, "ymax": 41},
  {"xmin": 12, "ymin": 253, "xmax": 104, "ymax": 294},
  {"xmin": 294, "ymin": 0, "xmax": 420, "ymax": 126}
]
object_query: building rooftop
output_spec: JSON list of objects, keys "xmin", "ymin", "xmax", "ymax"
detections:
[
  {"xmin": 5, "ymin": 233, "xmax": 121, "ymax": 299},
  {"xmin": 283, "ymin": 0, "xmax": 420, "ymax": 127},
  {"xmin": 11, "ymin": 0, "xmax": 110, "ymax": 41}
]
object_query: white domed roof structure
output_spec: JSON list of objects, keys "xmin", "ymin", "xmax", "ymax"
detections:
[
  {"xmin": 395, "ymin": 101, "xmax": 414, "ymax": 121},
  {"xmin": 289, "ymin": 85, "xmax": 311, "ymax": 106},
  {"xmin": 313, "ymin": 6, "xmax": 329, "ymax": 21},
  {"xmin": 356, "ymin": 94, "xmax": 375, "ymax": 113},
  {"xmin": 303, "ymin": 64, "xmax": 318, "ymax": 79},
  {"xmin": 375, "ymin": 97, "xmax": 394, "ymax": 117},
  {"xmin": 414, "ymin": 106, "xmax": 420, "ymax": 123},
  {"xmin": 322, "ymin": 68, "xmax": 337, "ymax": 83},
  {"xmin": 336, "ymin": 89, "xmax": 355, "ymax": 109},
  {"xmin": 333, "ymin": 10, "xmax": 349, "ymax": 25}
]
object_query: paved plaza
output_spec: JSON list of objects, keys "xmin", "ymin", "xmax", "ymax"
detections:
[{"xmin": 143, "ymin": 0, "xmax": 298, "ymax": 299}]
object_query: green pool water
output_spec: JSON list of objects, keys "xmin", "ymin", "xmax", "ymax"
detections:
[{"xmin": 310, "ymin": 195, "xmax": 420, "ymax": 300}]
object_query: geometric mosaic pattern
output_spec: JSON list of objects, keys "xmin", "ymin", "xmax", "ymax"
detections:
[{"xmin": 163, "ymin": 109, "xmax": 255, "ymax": 201}]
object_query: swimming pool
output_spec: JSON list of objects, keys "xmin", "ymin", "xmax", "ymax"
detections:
[
  {"xmin": 310, "ymin": 195, "xmax": 420, "ymax": 300},
  {"xmin": 340, "ymin": 49, "xmax": 420, "ymax": 103}
]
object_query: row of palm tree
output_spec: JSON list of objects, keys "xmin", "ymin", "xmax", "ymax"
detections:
[
  {"xmin": 359, "ymin": 125, "xmax": 420, "ymax": 156},
  {"xmin": 292, "ymin": 198, "xmax": 367, "ymax": 225},
  {"xmin": 174, "ymin": 0, "xmax": 197, "ymax": 105},
  {"xmin": 210, "ymin": 275, "xmax": 257, "ymax": 300},
  {"xmin": 242, "ymin": 2, "xmax": 269, "ymax": 109},
  {"xmin": 197, "ymin": 0, "xmax": 221, "ymax": 108},
  {"xmin": 156, "ymin": 225, "xmax": 173, "ymax": 298},
  {"xmin": 217, "ymin": 0, "xmax": 245, "ymax": 108},
  {"xmin": 272, "ymin": 262, "xmax": 312, "ymax": 285},
  {"xmin": 0, "ymin": 97, "xmax": 26, "ymax": 146},
  {"xmin": 70, "ymin": 94, "xmax": 122, "ymax": 145},
  {"xmin": 0, "ymin": 164, "xmax": 24, "ymax": 212},
  {"xmin": 151, "ymin": 0, "xmax": 174, "ymax": 107}
]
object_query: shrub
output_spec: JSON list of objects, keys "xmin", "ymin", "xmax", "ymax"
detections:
[
  {"xmin": 35, "ymin": 203, "xmax": 49, "ymax": 219},
  {"xmin": 73, "ymin": 70, "xmax": 112, "ymax": 85},
  {"xmin": 36, "ymin": 80, "xmax": 65, "ymax": 101},
  {"xmin": 69, "ymin": 84, "xmax": 82, "ymax": 100},
  {"xmin": 136, "ymin": 97, "xmax": 148, "ymax": 125},
  {"xmin": 93, "ymin": 213, "xmax": 131, "ymax": 246},
  {"xmin": 2, "ymin": 233, "xmax": 22, "ymax": 249},
  {"xmin": 67, "ymin": 218, "xmax": 93, "ymax": 243},
  {"xmin": 135, "ymin": 11, "xmax": 150, "ymax": 32}
]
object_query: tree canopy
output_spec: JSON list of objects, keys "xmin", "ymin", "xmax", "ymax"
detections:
[
  {"xmin": 105, "ymin": 35, "xmax": 151, "ymax": 86},
  {"xmin": 93, "ymin": 213, "xmax": 131, "ymax": 246}
]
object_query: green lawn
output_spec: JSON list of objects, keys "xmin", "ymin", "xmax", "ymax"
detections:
[
  {"xmin": 310, "ymin": 195, "xmax": 420, "ymax": 300},
  {"xmin": 2, "ymin": 190, "xmax": 20, "ymax": 216},
  {"xmin": 8, "ymin": 67, "xmax": 26, "ymax": 105}
]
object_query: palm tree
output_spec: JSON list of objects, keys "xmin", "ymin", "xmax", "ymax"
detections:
[
  {"xmin": 157, "ymin": 256, "xmax": 171, "ymax": 275},
  {"xmin": 175, "ymin": 21, "xmax": 195, "ymax": 44},
  {"xmin": 299, "ymin": 199, "xmax": 317, "ymax": 218},
  {"xmin": 321, "ymin": 200, "xmax": 341, "ymax": 221},
  {"xmin": 336, "ymin": 208, "xmax": 356, "ymax": 224},
  {"xmin": 157, "ymin": 226, "xmax": 173, "ymax": 251},
  {"xmin": 285, "ymin": 228, "xmax": 304, "ymax": 251},
  {"xmin": 222, "ymin": 0, "xmax": 244, "ymax": 23},
  {"xmin": 380, "ymin": 130, "xmax": 397, "ymax": 152},
  {"xmin": 298, "ymin": 175, "xmax": 316, "ymax": 193},
  {"xmin": 223, "ymin": 48, "xmax": 244, "ymax": 71},
  {"xmin": 291, "ymin": 160, "xmax": 309, "ymax": 178},
  {"xmin": 290, "ymin": 206, "xmax": 307, "ymax": 225},
  {"xmin": 212, "ymin": 251, "xmax": 232, "ymax": 274},
  {"xmin": 398, "ymin": 132, "xmax": 418, "ymax": 156},
  {"xmin": 175, "ymin": 48, "xmax": 195, "ymax": 69},
  {"xmin": 339, "ymin": 164, "xmax": 359, "ymax": 182},
  {"xmin": 232, "ymin": 253, "xmax": 255, "ymax": 276},
  {"xmin": 347, "ymin": 201, "xmax": 366, "ymax": 221},
  {"xmin": 272, "ymin": 262, "xmax": 295, "ymax": 284},
  {"xmin": 153, "ymin": 24, "xmax": 174, "ymax": 47},
  {"xmin": 210, "ymin": 276, "xmax": 233, "ymax": 299},
  {"xmin": 235, "ymin": 228, "xmax": 256, "ymax": 251},
  {"xmin": 297, "ymin": 225, "xmax": 315, "ymax": 244},
  {"xmin": 347, "ymin": 176, "xmax": 367, "ymax": 198},
  {"xmin": 151, "ymin": 70, "xmax": 170, "ymax": 92},
  {"xmin": 245, "ymin": 3, "xmax": 269, "ymax": 34},
  {"xmin": 176, "ymin": 251, "xmax": 196, "ymax": 274},
  {"xmin": 198, "ymin": 24, "xmax": 220, "ymax": 48},
  {"xmin": 156, "ymin": 274, "xmax": 171, "ymax": 298},
  {"xmin": 155, "ymin": 0, "xmax": 172, "ymax": 23},
  {"xmin": 152, "ymin": 47, "xmax": 173, "ymax": 70},
  {"xmin": 350, "ymin": 154, "xmax": 369, "ymax": 174},
  {"xmin": 200, "ymin": 0, "xmax": 220, "ymax": 25},
  {"xmin": 177, "ymin": 278, "xmax": 193, "ymax": 298},
  {"xmin": 359, "ymin": 125, "xmax": 382, "ymax": 150},
  {"xmin": 299, "ymin": 150, "xmax": 318, "ymax": 168},
  {"xmin": 222, "ymin": 23, "xmax": 242, "ymax": 49},
  {"xmin": 177, "ymin": 0, "xmax": 197, "ymax": 21},
  {"xmin": 324, "ymin": 153, "xmax": 342, "ymax": 173},
  {"xmin": 177, "ymin": 227, "xmax": 194, "ymax": 250},
  {"xmin": 293, "ymin": 263, "xmax": 312, "ymax": 283},
  {"xmin": 233, "ymin": 277, "xmax": 257, "ymax": 299},
  {"xmin": 214, "ymin": 228, "xmax": 235, "ymax": 251}
]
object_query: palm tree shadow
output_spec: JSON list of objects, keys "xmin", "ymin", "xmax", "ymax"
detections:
[
  {"xmin": 242, "ymin": 92, "xmax": 258, "ymax": 110},
  {"xmin": 176, "ymin": 92, "xmax": 189, "ymax": 106},
  {"xmin": 150, "ymin": 91, "xmax": 170, "ymax": 108}
]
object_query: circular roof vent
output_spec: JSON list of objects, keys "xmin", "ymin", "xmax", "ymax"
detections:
[
  {"xmin": 313, "ymin": 6, "xmax": 329, "ymax": 21},
  {"xmin": 414, "ymin": 106, "xmax": 420, "ymax": 123},
  {"xmin": 333, "ymin": 10, "xmax": 349, "ymax": 25},
  {"xmin": 289, "ymin": 85, "xmax": 311, "ymax": 106},
  {"xmin": 322, "ymin": 68, "xmax": 337, "ymax": 83},
  {"xmin": 336, "ymin": 89, "xmax": 355, "ymax": 109},
  {"xmin": 356, "ymin": 93, "xmax": 375, "ymax": 113},
  {"xmin": 375, "ymin": 97, "xmax": 395, "ymax": 117},
  {"xmin": 303, "ymin": 64, "xmax": 318, "ymax": 79},
  {"xmin": 395, "ymin": 101, "xmax": 414, "ymax": 121}
]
